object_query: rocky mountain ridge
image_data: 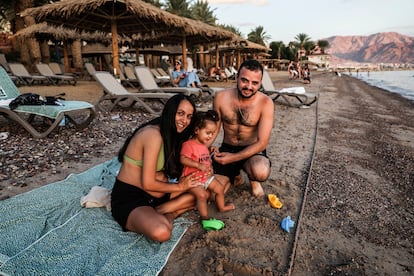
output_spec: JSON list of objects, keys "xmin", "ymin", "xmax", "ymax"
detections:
[{"xmin": 325, "ymin": 32, "xmax": 414, "ymax": 64}]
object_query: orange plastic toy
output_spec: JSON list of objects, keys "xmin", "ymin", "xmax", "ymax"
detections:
[{"xmin": 268, "ymin": 194, "xmax": 283, "ymax": 209}]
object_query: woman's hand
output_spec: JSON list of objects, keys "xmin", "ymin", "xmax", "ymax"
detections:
[{"xmin": 178, "ymin": 172, "xmax": 203, "ymax": 191}]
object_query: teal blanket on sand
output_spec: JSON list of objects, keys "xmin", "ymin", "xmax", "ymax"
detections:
[{"xmin": 0, "ymin": 158, "xmax": 191, "ymax": 275}]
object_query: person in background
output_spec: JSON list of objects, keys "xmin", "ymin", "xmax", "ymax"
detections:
[
  {"xmin": 303, "ymin": 64, "xmax": 311, "ymax": 84},
  {"xmin": 288, "ymin": 61, "xmax": 298, "ymax": 80},
  {"xmin": 111, "ymin": 94, "xmax": 202, "ymax": 242},
  {"xmin": 209, "ymin": 66, "xmax": 228, "ymax": 82},
  {"xmin": 186, "ymin": 56, "xmax": 195, "ymax": 72},
  {"xmin": 172, "ymin": 60, "xmax": 202, "ymax": 88},
  {"xmin": 180, "ymin": 110, "xmax": 235, "ymax": 224},
  {"xmin": 211, "ymin": 59, "xmax": 274, "ymax": 198}
]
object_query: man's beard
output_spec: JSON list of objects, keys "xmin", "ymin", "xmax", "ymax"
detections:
[{"xmin": 237, "ymin": 84, "xmax": 257, "ymax": 99}]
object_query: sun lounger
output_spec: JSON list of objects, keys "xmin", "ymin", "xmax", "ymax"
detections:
[
  {"xmin": 261, "ymin": 70, "xmax": 318, "ymax": 107},
  {"xmin": 150, "ymin": 68, "xmax": 171, "ymax": 86},
  {"xmin": 134, "ymin": 66, "xmax": 203, "ymax": 98},
  {"xmin": 35, "ymin": 63, "xmax": 77, "ymax": 86},
  {"xmin": 48, "ymin": 62, "xmax": 76, "ymax": 78},
  {"xmin": 9, "ymin": 63, "xmax": 48, "ymax": 86},
  {"xmin": 93, "ymin": 71, "xmax": 175, "ymax": 114},
  {"xmin": 119, "ymin": 64, "xmax": 141, "ymax": 88},
  {"xmin": 0, "ymin": 66, "xmax": 95, "ymax": 138},
  {"xmin": 84, "ymin": 62, "xmax": 97, "ymax": 81}
]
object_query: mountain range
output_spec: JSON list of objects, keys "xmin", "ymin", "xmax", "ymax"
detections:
[{"xmin": 324, "ymin": 32, "xmax": 414, "ymax": 64}]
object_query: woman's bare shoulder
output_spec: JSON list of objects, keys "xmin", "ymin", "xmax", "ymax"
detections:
[{"xmin": 134, "ymin": 125, "xmax": 162, "ymax": 143}]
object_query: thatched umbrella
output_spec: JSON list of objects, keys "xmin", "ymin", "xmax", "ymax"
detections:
[
  {"xmin": 11, "ymin": 22, "xmax": 112, "ymax": 72},
  {"xmin": 21, "ymin": 0, "xmax": 235, "ymax": 76},
  {"xmin": 209, "ymin": 39, "xmax": 270, "ymax": 68}
]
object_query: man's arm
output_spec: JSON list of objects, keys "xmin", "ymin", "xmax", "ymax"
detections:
[{"xmin": 206, "ymin": 90, "xmax": 225, "ymax": 148}]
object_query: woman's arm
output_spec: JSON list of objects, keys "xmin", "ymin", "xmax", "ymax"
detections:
[{"xmin": 140, "ymin": 128, "xmax": 200, "ymax": 194}]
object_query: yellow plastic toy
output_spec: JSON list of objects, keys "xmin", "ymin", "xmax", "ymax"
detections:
[{"xmin": 268, "ymin": 194, "xmax": 283, "ymax": 209}]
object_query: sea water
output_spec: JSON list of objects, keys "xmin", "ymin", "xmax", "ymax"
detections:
[{"xmin": 350, "ymin": 70, "xmax": 414, "ymax": 102}]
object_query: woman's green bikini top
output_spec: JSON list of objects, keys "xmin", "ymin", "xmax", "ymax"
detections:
[{"xmin": 123, "ymin": 143, "xmax": 164, "ymax": 172}]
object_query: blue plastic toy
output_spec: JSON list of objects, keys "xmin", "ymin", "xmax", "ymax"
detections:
[{"xmin": 281, "ymin": 216, "xmax": 295, "ymax": 232}]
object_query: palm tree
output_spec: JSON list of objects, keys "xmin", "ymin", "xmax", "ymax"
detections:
[
  {"xmin": 317, "ymin": 39, "xmax": 330, "ymax": 54},
  {"xmin": 0, "ymin": 1, "xmax": 14, "ymax": 31},
  {"xmin": 293, "ymin": 33, "xmax": 313, "ymax": 60},
  {"xmin": 141, "ymin": 0, "xmax": 163, "ymax": 8},
  {"xmin": 190, "ymin": 0, "xmax": 217, "ymax": 25},
  {"xmin": 294, "ymin": 33, "xmax": 312, "ymax": 48},
  {"xmin": 247, "ymin": 26, "xmax": 271, "ymax": 46},
  {"xmin": 218, "ymin": 24, "xmax": 242, "ymax": 37},
  {"xmin": 2, "ymin": 0, "xmax": 53, "ymax": 66},
  {"xmin": 164, "ymin": 0, "xmax": 192, "ymax": 18},
  {"xmin": 269, "ymin": 41, "xmax": 285, "ymax": 60}
]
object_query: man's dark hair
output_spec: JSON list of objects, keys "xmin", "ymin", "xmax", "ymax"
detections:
[{"xmin": 238, "ymin": 59, "xmax": 263, "ymax": 76}]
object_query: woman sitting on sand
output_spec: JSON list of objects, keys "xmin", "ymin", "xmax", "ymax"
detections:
[{"xmin": 111, "ymin": 94, "xmax": 203, "ymax": 242}]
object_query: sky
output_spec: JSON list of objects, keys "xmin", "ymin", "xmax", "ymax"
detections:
[{"xmin": 206, "ymin": 0, "xmax": 414, "ymax": 44}]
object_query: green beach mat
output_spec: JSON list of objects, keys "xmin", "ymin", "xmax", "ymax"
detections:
[{"xmin": 0, "ymin": 158, "xmax": 191, "ymax": 275}]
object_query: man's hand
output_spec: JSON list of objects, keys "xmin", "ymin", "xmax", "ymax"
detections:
[{"xmin": 213, "ymin": 151, "xmax": 236, "ymax": 165}]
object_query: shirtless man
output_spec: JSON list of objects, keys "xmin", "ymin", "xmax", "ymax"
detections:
[{"xmin": 211, "ymin": 59, "xmax": 274, "ymax": 197}]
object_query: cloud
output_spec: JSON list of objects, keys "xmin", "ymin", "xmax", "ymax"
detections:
[{"xmin": 207, "ymin": 0, "xmax": 268, "ymax": 6}]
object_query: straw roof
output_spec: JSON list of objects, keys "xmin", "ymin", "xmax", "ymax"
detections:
[
  {"xmin": 11, "ymin": 22, "xmax": 111, "ymax": 43},
  {"xmin": 20, "ymin": 0, "xmax": 236, "ymax": 46},
  {"xmin": 211, "ymin": 39, "xmax": 270, "ymax": 54}
]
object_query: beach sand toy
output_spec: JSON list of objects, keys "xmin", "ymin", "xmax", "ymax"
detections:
[
  {"xmin": 202, "ymin": 218, "xmax": 225, "ymax": 231},
  {"xmin": 281, "ymin": 216, "xmax": 295, "ymax": 232},
  {"xmin": 268, "ymin": 194, "xmax": 283, "ymax": 209}
]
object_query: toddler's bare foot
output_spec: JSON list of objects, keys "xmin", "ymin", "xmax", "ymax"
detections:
[
  {"xmin": 219, "ymin": 203, "xmax": 235, "ymax": 212},
  {"xmin": 251, "ymin": 181, "xmax": 264, "ymax": 198},
  {"xmin": 234, "ymin": 174, "xmax": 244, "ymax": 186}
]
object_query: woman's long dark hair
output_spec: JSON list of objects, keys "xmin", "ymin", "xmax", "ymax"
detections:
[{"xmin": 118, "ymin": 94, "xmax": 196, "ymax": 179}]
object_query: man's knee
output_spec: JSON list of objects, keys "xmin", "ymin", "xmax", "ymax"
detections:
[
  {"xmin": 244, "ymin": 157, "xmax": 271, "ymax": 182},
  {"xmin": 248, "ymin": 167, "xmax": 270, "ymax": 182}
]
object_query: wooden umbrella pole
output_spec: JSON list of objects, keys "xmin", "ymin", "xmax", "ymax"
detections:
[
  {"xmin": 215, "ymin": 44, "xmax": 219, "ymax": 67},
  {"xmin": 63, "ymin": 42, "xmax": 70, "ymax": 73},
  {"xmin": 111, "ymin": 19, "xmax": 120, "ymax": 77},
  {"xmin": 182, "ymin": 35, "xmax": 187, "ymax": 70}
]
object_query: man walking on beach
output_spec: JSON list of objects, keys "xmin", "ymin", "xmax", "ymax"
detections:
[{"xmin": 211, "ymin": 59, "xmax": 274, "ymax": 197}]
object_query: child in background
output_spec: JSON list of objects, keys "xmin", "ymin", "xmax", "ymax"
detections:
[{"xmin": 180, "ymin": 110, "xmax": 235, "ymax": 223}]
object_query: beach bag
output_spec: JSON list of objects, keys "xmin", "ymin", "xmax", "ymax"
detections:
[
  {"xmin": 9, "ymin": 92, "xmax": 66, "ymax": 110},
  {"xmin": 9, "ymin": 93, "xmax": 44, "ymax": 110}
]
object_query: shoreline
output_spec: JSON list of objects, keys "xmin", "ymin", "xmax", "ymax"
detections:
[
  {"xmin": 342, "ymin": 69, "xmax": 414, "ymax": 102},
  {"xmin": 1, "ymin": 70, "xmax": 413, "ymax": 275}
]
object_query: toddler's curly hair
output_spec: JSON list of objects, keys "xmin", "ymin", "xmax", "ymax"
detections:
[{"xmin": 193, "ymin": 110, "xmax": 219, "ymax": 131}]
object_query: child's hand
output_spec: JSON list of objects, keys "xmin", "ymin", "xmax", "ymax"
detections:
[
  {"xmin": 198, "ymin": 163, "xmax": 210, "ymax": 172},
  {"xmin": 209, "ymin": 147, "xmax": 218, "ymax": 158}
]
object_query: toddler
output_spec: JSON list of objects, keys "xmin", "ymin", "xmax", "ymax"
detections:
[{"xmin": 180, "ymin": 110, "xmax": 235, "ymax": 222}]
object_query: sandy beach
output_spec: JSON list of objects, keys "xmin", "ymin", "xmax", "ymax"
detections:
[{"xmin": 1, "ymin": 70, "xmax": 413, "ymax": 275}]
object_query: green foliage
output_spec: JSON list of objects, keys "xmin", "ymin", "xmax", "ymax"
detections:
[
  {"xmin": 217, "ymin": 23, "xmax": 242, "ymax": 37},
  {"xmin": 142, "ymin": 0, "xmax": 164, "ymax": 8},
  {"xmin": 190, "ymin": 0, "xmax": 217, "ymax": 25},
  {"xmin": 163, "ymin": 0, "xmax": 192, "ymax": 18},
  {"xmin": 247, "ymin": 26, "xmax": 270, "ymax": 46},
  {"xmin": 317, "ymin": 39, "xmax": 330, "ymax": 54}
]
